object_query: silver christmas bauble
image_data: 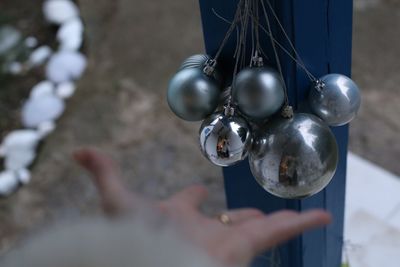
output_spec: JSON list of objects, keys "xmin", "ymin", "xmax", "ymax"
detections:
[
  {"xmin": 179, "ymin": 54, "xmax": 211, "ymax": 70},
  {"xmin": 249, "ymin": 113, "xmax": 338, "ymax": 199},
  {"xmin": 309, "ymin": 74, "xmax": 361, "ymax": 126},
  {"xmin": 179, "ymin": 54, "xmax": 222, "ymax": 86},
  {"xmin": 199, "ymin": 111, "xmax": 252, "ymax": 167},
  {"xmin": 167, "ymin": 68, "xmax": 220, "ymax": 121},
  {"xmin": 232, "ymin": 67, "xmax": 285, "ymax": 120}
]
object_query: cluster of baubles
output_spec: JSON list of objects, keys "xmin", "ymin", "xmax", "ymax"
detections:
[{"xmin": 167, "ymin": 54, "xmax": 361, "ymax": 199}]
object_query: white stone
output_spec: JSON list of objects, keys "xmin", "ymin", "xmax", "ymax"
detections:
[
  {"xmin": 46, "ymin": 51, "xmax": 87, "ymax": 83},
  {"xmin": 29, "ymin": 45, "xmax": 52, "ymax": 66},
  {"xmin": 37, "ymin": 121, "xmax": 56, "ymax": 138},
  {"xmin": 22, "ymin": 95, "xmax": 65, "ymax": 127},
  {"xmin": 16, "ymin": 169, "xmax": 31, "ymax": 185},
  {"xmin": 30, "ymin": 81, "xmax": 55, "ymax": 99},
  {"xmin": 43, "ymin": 0, "xmax": 79, "ymax": 25},
  {"xmin": 0, "ymin": 130, "xmax": 41, "ymax": 155},
  {"xmin": 5, "ymin": 149, "xmax": 36, "ymax": 171},
  {"xmin": 0, "ymin": 26, "xmax": 22, "ymax": 55},
  {"xmin": 57, "ymin": 18, "xmax": 84, "ymax": 51},
  {"xmin": 8, "ymin": 62, "xmax": 23, "ymax": 75},
  {"xmin": 0, "ymin": 171, "xmax": 19, "ymax": 196},
  {"xmin": 25, "ymin": 36, "xmax": 38, "ymax": 48},
  {"xmin": 55, "ymin": 81, "xmax": 76, "ymax": 98},
  {"xmin": 0, "ymin": 146, "xmax": 6, "ymax": 157},
  {"xmin": 60, "ymin": 34, "xmax": 83, "ymax": 51}
]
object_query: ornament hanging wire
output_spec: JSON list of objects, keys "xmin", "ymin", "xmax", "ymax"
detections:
[
  {"xmin": 230, "ymin": 0, "xmax": 250, "ymax": 113},
  {"xmin": 264, "ymin": 0, "xmax": 318, "ymax": 83},
  {"xmin": 210, "ymin": 0, "xmax": 314, "ymax": 118},
  {"xmin": 212, "ymin": 6, "xmax": 268, "ymax": 65},
  {"xmin": 212, "ymin": 1, "xmax": 320, "ymax": 86},
  {"xmin": 204, "ymin": 0, "xmax": 244, "ymax": 76},
  {"xmin": 263, "ymin": 0, "xmax": 363, "ymax": 128},
  {"xmin": 260, "ymin": 0, "xmax": 293, "ymax": 118},
  {"xmin": 211, "ymin": 0, "xmax": 252, "ymax": 113},
  {"xmin": 249, "ymin": 0, "xmax": 265, "ymax": 67}
]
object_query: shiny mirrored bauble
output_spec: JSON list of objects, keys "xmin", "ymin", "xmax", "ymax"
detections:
[
  {"xmin": 309, "ymin": 74, "xmax": 361, "ymax": 126},
  {"xmin": 199, "ymin": 112, "xmax": 252, "ymax": 167},
  {"xmin": 167, "ymin": 68, "xmax": 220, "ymax": 121},
  {"xmin": 249, "ymin": 113, "xmax": 338, "ymax": 199},
  {"xmin": 232, "ymin": 67, "xmax": 285, "ymax": 120}
]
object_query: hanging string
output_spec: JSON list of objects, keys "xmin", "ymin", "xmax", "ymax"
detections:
[
  {"xmin": 249, "ymin": 0, "xmax": 256, "ymax": 66},
  {"xmin": 204, "ymin": 0, "xmax": 244, "ymax": 76},
  {"xmin": 232, "ymin": 0, "xmax": 249, "ymax": 80},
  {"xmin": 212, "ymin": 1, "xmax": 242, "ymax": 61},
  {"xmin": 250, "ymin": 0, "xmax": 264, "ymax": 67},
  {"xmin": 223, "ymin": 0, "xmax": 249, "ymax": 115},
  {"xmin": 239, "ymin": 0, "xmax": 251, "ymax": 70},
  {"xmin": 260, "ymin": 0, "xmax": 284, "ymax": 88},
  {"xmin": 212, "ymin": 2, "xmax": 318, "ymax": 86},
  {"xmin": 211, "ymin": 0, "xmax": 312, "ymax": 118},
  {"xmin": 260, "ymin": 0, "xmax": 293, "ymax": 118},
  {"xmin": 254, "ymin": 0, "xmax": 261, "ymax": 58},
  {"xmin": 211, "ymin": 3, "xmax": 242, "ymax": 61},
  {"xmin": 230, "ymin": 0, "xmax": 250, "ymax": 112},
  {"xmin": 264, "ymin": 0, "xmax": 317, "ymax": 82}
]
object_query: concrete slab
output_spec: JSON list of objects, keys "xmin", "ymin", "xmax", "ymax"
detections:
[{"xmin": 345, "ymin": 152, "xmax": 400, "ymax": 266}]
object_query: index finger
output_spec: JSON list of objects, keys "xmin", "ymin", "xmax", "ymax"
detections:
[
  {"xmin": 73, "ymin": 148, "xmax": 139, "ymax": 216},
  {"xmin": 237, "ymin": 210, "xmax": 331, "ymax": 253}
]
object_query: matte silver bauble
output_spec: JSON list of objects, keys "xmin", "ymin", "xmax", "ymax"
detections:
[
  {"xmin": 199, "ymin": 111, "xmax": 252, "ymax": 167},
  {"xmin": 179, "ymin": 54, "xmax": 210, "ymax": 70},
  {"xmin": 249, "ymin": 113, "xmax": 338, "ymax": 199},
  {"xmin": 167, "ymin": 68, "xmax": 220, "ymax": 121},
  {"xmin": 232, "ymin": 67, "xmax": 285, "ymax": 120},
  {"xmin": 309, "ymin": 74, "xmax": 361, "ymax": 126},
  {"xmin": 179, "ymin": 54, "xmax": 222, "ymax": 86}
]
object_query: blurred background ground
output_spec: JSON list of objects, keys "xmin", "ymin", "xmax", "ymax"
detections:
[{"xmin": 0, "ymin": 0, "xmax": 399, "ymax": 256}]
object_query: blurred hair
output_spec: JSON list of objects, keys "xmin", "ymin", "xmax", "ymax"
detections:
[{"xmin": 1, "ymin": 217, "xmax": 221, "ymax": 267}]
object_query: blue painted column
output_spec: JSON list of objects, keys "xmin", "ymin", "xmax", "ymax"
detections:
[{"xmin": 199, "ymin": 1, "xmax": 353, "ymax": 267}]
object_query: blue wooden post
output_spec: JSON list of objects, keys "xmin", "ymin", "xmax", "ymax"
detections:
[{"xmin": 199, "ymin": 1, "xmax": 353, "ymax": 267}]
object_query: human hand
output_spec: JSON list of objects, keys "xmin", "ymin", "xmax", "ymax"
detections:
[{"xmin": 74, "ymin": 148, "xmax": 331, "ymax": 267}]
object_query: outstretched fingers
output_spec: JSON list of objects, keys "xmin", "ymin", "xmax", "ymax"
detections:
[
  {"xmin": 237, "ymin": 209, "xmax": 332, "ymax": 254},
  {"xmin": 73, "ymin": 148, "xmax": 138, "ymax": 216}
]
